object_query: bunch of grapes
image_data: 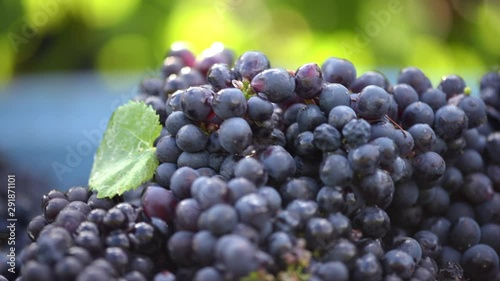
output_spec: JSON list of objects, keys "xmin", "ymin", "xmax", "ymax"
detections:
[{"xmin": 5, "ymin": 43, "xmax": 500, "ymax": 281}]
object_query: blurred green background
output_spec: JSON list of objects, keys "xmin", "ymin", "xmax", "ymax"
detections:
[{"xmin": 1, "ymin": 0, "xmax": 499, "ymax": 88}]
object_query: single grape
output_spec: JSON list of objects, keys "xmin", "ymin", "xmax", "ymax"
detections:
[
  {"xmin": 295, "ymin": 63, "xmax": 323, "ymax": 99},
  {"xmin": 321, "ymin": 57, "xmax": 356, "ymax": 88},
  {"xmin": 251, "ymin": 68, "xmax": 296, "ymax": 103}
]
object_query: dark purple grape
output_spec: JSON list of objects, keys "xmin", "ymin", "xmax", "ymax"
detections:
[
  {"xmin": 462, "ymin": 173, "xmax": 494, "ymax": 204},
  {"xmin": 54, "ymin": 209, "xmax": 86, "ymax": 234},
  {"xmin": 414, "ymin": 230, "xmax": 441, "ymax": 259},
  {"xmin": 321, "ymin": 57, "xmax": 356, "ymax": 88},
  {"xmin": 212, "ymin": 88, "xmax": 247, "ymax": 119},
  {"xmin": 27, "ymin": 215, "xmax": 47, "ymax": 241},
  {"xmin": 286, "ymin": 200, "xmax": 318, "ymax": 227},
  {"xmin": 54, "ymin": 256, "xmax": 84, "ymax": 280},
  {"xmin": 235, "ymin": 193, "xmax": 270, "ymax": 230},
  {"xmin": 175, "ymin": 124, "xmax": 208, "ymax": 152},
  {"xmin": 192, "ymin": 230, "xmax": 217, "ymax": 266},
  {"xmin": 352, "ymin": 253, "xmax": 383, "ymax": 281},
  {"xmin": 218, "ymin": 117, "xmax": 252, "ymax": 154},
  {"xmin": 154, "ymin": 162, "xmax": 177, "ymax": 188},
  {"xmin": 170, "ymin": 166, "xmax": 199, "ymax": 200},
  {"xmin": 348, "ymin": 144, "xmax": 380, "ymax": 176},
  {"xmin": 353, "ymin": 206, "xmax": 391, "ymax": 239},
  {"xmin": 251, "ymin": 68, "xmax": 295, "ymax": 103},
  {"xmin": 214, "ymin": 235, "xmax": 259, "ymax": 279},
  {"xmin": 179, "ymin": 87, "xmax": 214, "ymax": 121},
  {"xmin": 401, "ymin": 101, "xmax": 435, "ymax": 129},
  {"xmin": 458, "ymin": 95, "xmax": 487, "ymax": 128},
  {"xmin": 207, "ymin": 63, "xmax": 239, "ymax": 92},
  {"xmin": 295, "ymin": 63, "xmax": 323, "ymax": 98},
  {"xmin": 305, "ymin": 217, "xmax": 334, "ymax": 250},
  {"xmin": 226, "ymin": 177, "xmax": 257, "ymax": 204},
  {"xmin": 450, "ymin": 217, "xmax": 481, "ymax": 251},
  {"xmin": 342, "ymin": 118, "xmax": 371, "ymax": 148},
  {"xmin": 438, "ymin": 74, "xmax": 466, "ymax": 99},
  {"xmin": 297, "ymin": 104, "xmax": 327, "ymax": 132},
  {"xmin": 328, "ymin": 105, "xmax": 356, "ymax": 130},
  {"xmin": 392, "ymin": 83, "xmax": 419, "ymax": 115},
  {"xmin": 280, "ymin": 177, "xmax": 317, "ymax": 204},
  {"xmin": 455, "ymin": 149, "xmax": 484, "ymax": 175},
  {"xmin": 44, "ymin": 198, "xmax": 69, "ymax": 223},
  {"xmin": 167, "ymin": 231, "xmax": 194, "ymax": 267},
  {"xmin": 320, "ymin": 154, "xmax": 353, "ymax": 187},
  {"xmin": 393, "ymin": 129, "xmax": 414, "ymax": 157},
  {"xmin": 141, "ymin": 185, "xmax": 178, "ymax": 223},
  {"xmin": 319, "ymin": 83, "xmax": 351, "ymax": 115},
  {"xmin": 382, "ymin": 250, "xmax": 416, "ymax": 279},
  {"xmin": 412, "ymin": 151, "xmax": 446, "ymax": 182},
  {"xmin": 328, "ymin": 213, "xmax": 352, "ymax": 239},
  {"xmin": 294, "ymin": 131, "xmax": 320, "ymax": 157},
  {"xmin": 313, "ymin": 123, "xmax": 342, "ymax": 152},
  {"xmin": 316, "ymin": 186, "xmax": 345, "ymax": 214},
  {"xmin": 247, "ymin": 96, "xmax": 273, "ymax": 122},
  {"xmin": 394, "ymin": 237, "xmax": 422, "ymax": 263},
  {"xmin": 461, "ymin": 244, "xmax": 499, "ymax": 280},
  {"xmin": 419, "ymin": 88, "xmax": 447, "ymax": 112},
  {"xmin": 259, "ymin": 145, "xmax": 296, "ymax": 183},
  {"xmin": 480, "ymin": 223, "xmax": 500, "ymax": 252},
  {"xmin": 441, "ymin": 166, "xmax": 464, "ymax": 193},
  {"xmin": 200, "ymin": 204, "xmax": 237, "ymax": 236},
  {"xmin": 234, "ymin": 157, "xmax": 268, "ymax": 187},
  {"xmin": 175, "ymin": 198, "xmax": 201, "ymax": 232},
  {"xmin": 66, "ymin": 186, "xmax": 90, "ymax": 202},
  {"xmin": 234, "ymin": 51, "xmax": 270, "ymax": 81},
  {"xmin": 313, "ymin": 261, "xmax": 349, "ymax": 281},
  {"xmin": 356, "ymin": 85, "xmax": 391, "ymax": 120},
  {"xmin": 392, "ymin": 181, "xmax": 419, "ymax": 207},
  {"xmin": 359, "ymin": 169, "xmax": 394, "ymax": 209},
  {"xmin": 397, "ymin": 67, "xmax": 432, "ymax": 94},
  {"xmin": 407, "ymin": 123, "xmax": 436, "ymax": 153},
  {"xmin": 165, "ymin": 110, "xmax": 193, "ymax": 136},
  {"xmin": 434, "ymin": 105, "xmax": 468, "ymax": 141},
  {"xmin": 370, "ymin": 137, "xmax": 398, "ymax": 166}
]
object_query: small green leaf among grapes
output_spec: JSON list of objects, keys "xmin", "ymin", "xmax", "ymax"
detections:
[{"xmin": 88, "ymin": 101, "xmax": 162, "ymax": 198}]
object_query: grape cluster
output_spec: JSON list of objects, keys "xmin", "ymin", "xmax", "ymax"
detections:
[{"xmin": 8, "ymin": 43, "xmax": 500, "ymax": 281}]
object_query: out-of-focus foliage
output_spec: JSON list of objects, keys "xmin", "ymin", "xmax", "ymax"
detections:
[{"xmin": 0, "ymin": 0, "xmax": 499, "ymax": 87}]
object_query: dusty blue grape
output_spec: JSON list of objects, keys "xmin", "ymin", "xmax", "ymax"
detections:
[
  {"xmin": 218, "ymin": 117, "xmax": 252, "ymax": 154},
  {"xmin": 251, "ymin": 68, "xmax": 295, "ymax": 103}
]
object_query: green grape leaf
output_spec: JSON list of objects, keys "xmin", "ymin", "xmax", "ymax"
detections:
[{"xmin": 88, "ymin": 101, "xmax": 162, "ymax": 198}]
